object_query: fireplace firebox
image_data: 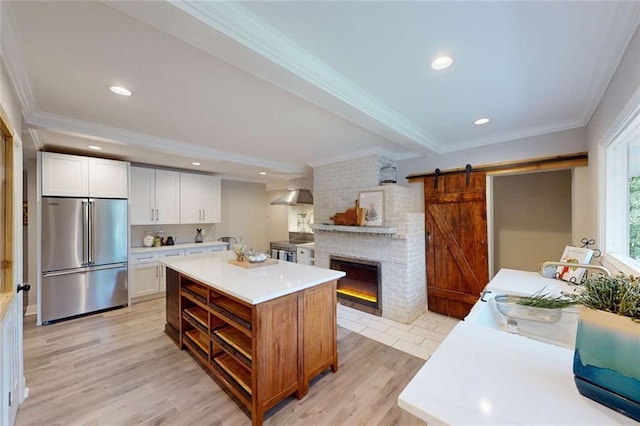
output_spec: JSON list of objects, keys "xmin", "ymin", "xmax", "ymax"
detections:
[{"xmin": 330, "ymin": 256, "xmax": 381, "ymax": 316}]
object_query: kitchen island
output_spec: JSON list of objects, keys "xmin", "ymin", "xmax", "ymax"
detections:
[
  {"xmin": 160, "ymin": 251, "xmax": 345, "ymax": 426},
  {"xmin": 398, "ymin": 269, "xmax": 635, "ymax": 425}
]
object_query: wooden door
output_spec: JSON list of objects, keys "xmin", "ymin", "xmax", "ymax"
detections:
[{"xmin": 424, "ymin": 172, "xmax": 488, "ymax": 319}]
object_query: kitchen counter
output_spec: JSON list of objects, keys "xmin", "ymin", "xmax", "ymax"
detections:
[
  {"xmin": 398, "ymin": 268, "xmax": 634, "ymax": 425},
  {"xmin": 159, "ymin": 250, "xmax": 344, "ymax": 305},
  {"xmin": 130, "ymin": 241, "xmax": 228, "ymax": 253}
]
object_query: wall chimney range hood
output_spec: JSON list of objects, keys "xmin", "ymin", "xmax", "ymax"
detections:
[{"xmin": 270, "ymin": 189, "xmax": 314, "ymax": 205}]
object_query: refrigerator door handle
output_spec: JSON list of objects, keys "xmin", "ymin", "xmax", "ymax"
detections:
[
  {"xmin": 82, "ymin": 200, "xmax": 89, "ymax": 266},
  {"xmin": 42, "ymin": 263, "xmax": 128, "ymax": 277},
  {"xmin": 88, "ymin": 199, "xmax": 95, "ymax": 265}
]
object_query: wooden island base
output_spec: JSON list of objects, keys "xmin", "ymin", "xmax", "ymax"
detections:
[{"xmin": 164, "ymin": 267, "xmax": 338, "ymax": 426}]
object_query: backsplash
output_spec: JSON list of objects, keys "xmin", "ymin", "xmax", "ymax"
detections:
[{"xmin": 130, "ymin": 223, "xmax": 217, "ymax": 247}]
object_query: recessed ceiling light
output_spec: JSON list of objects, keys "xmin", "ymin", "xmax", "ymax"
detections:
[
  {"xmin": 474, "ymin": 118, "xmax": 491, "ymax": 125},
  {"xmin": 431, "ymin": 55, "xmax": 453, "ymax": 70},
  {"xmin": 88, "ymin": 145, "xmax": 102, "ymax": 150},
  {"xmin": 109, "ymin": 86, "xmax": 132, "ymax": 96},
  {"xmin": 192, "ymin": 162, "xmax": 201, "ymax": 166},
  {"xmin": 259, "ymin": 171, "xmax": 267, "ymax": 175}
]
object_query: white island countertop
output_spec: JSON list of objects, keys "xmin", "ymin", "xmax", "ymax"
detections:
[
  {"xmin": 398, "ymin": 268, "xmax": 635, "ymax": 425},
  {"xmin": 160, "ymin": 250, "xmax": 345, "ymax": 305}
]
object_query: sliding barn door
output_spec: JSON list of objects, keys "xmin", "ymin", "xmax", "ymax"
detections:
[{"xmin": 423, "ymin": 172, "xmax": 489, "ymax": 319}]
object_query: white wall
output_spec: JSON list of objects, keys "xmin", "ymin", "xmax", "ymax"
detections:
[
  {"xmin": 587, "ymin": 25, "xmax": 640, "ymax": 252},
  {"xmin": 218, "ymin": 180, "xmax": 269, "ymax": 250},
  {"xmin": 267, "ymin": 189, "xmax": 289, "ymax": 242}
]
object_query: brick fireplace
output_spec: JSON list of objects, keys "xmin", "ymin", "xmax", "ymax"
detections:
[{"xmin": 312, "ymin": 154, "xmax": 426, "ymax": 324}]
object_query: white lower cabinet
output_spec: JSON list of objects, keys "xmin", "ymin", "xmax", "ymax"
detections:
[
  {"xmin": 130, "ymin": 254, "xmax": 160, "ymax": 299},
  {"xmin": 130, "ymin": 249, "xmax": 185, "ymax": 299}
]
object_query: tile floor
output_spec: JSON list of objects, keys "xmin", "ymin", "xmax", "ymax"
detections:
[{"xmin": 336, "ymin": 303, "xmax": 460, "ymax": 360}]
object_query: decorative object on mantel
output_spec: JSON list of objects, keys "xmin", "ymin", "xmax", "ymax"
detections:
[
  {"xmin": 359, "ymin": 191, "xmax": 383, "ymax": 226},
  {"xmin": 330, "ymin": 199, "xmax": 367, "ymax": 226},
  {"xmin": 571, "ymin": 273, "xmax": 640, "ymax": 421},
  {"xmin": 380, "ymin": 163, "xmax": 397, "ymax": 185}
]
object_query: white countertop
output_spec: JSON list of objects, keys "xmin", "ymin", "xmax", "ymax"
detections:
[
  {"xmin": 399, "ymin": 268, "xmax": 634, "ymax": 425},
  {"xmin": 159, "ymin": 250, "xmax": 344, "ymax": 305},
  {"xmin": 398, "ymin": 321, "xmax": 634, "ymax": 425},
  {"xmin": 130, "ymin": 241, "xmax": 228, "ymax": 254},
  {"xmin": 481, "ymin": 267, "xmax": 583, "ymax": 297}
]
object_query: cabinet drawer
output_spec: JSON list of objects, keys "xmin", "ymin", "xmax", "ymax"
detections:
[
  {"xmin": 130, "ymin": 253, "xmax": 158, "ymax": 264},
  {"xmin": 208, "ymin": 245, "xmax": 227, "ymax": 252},
  {"xmin": 158, "ymin": 249, "xmax": 185, "ymax": 258},
  {"xmin": 186, "ymin": 247, "xmax": 208, "ymax": 256}
]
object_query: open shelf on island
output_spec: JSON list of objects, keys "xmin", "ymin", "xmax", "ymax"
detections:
[
  {"xmin": 214, "ymin": 353, "xmax": 252, "ymax": 396},
  {"xmin": 210, "ymin": 297, "xmax": 252, "ymax": 332},
  {"xmin": 184, "ymin": 329, "xmax": 209, "ymax": 357},
  {"xmin": 213, "ymin": 326, "xmax": 253, "ymax": 369}
]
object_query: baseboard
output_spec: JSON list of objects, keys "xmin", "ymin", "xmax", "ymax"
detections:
[{"xmin": 24, "ymin": 304, "xmax": 37, "ymax": 317}]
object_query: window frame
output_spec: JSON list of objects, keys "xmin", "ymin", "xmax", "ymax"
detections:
[{"xmin": 603, "ymin": 106, "xmax": 640, "ymax": 275}]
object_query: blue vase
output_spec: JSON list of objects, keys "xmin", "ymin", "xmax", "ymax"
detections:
[{"xmin": 573, "ymin": 308, "xmax": 640, "ymax": 421}]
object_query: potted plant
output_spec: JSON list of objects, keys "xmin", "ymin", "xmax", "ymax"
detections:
[{"xmin": 571, "ymin": 273, "xmax": 640, "ymax": 421}]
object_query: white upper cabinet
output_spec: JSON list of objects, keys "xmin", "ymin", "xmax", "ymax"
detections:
[
  {"xmin": 40, "ymin": 152, "xmax": 89, "ymax": 196},
  {"xmin": 40, "ymin": 152, "xmax": 128, "ymax": 198},
  {"xmin": 180, "ymin": 173, "xmax": 221, "ymax": 224},
  {"xmin": 130, "ymin": 167, "xmax": 180, "ymax": 225},
  {"xmin": 88, "ymin": 157, "xmax": 128, "ymax": 198}
]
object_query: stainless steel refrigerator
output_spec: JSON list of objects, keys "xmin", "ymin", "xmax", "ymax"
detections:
[{"xmin": 41, "ymin": 197, "xmax": 128, "ymax": 324}]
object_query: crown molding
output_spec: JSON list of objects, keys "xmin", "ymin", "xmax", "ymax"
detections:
[
  {"xmin": 26, "ymin": 111, "xmax": 311, "ymax": 175},
  {"xmin": 166, "ymin": 0, "xmax": 442, "ymax": 153},
  {"xmin": 0, "ymin": 4, "xmax": 37, "ymax": 118},
  {"xmin": 578, "ymin": 2, "xmax": 640, "ymax": 126},
  {"xmin": 27, "ymin": 128, "xmax": 45, "ymax": 151},
  {"xmin": 437, "ymin": 118, "xmax": 586, "ymax": 154}
]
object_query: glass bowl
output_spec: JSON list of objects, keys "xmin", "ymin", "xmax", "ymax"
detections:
[
  {"xmin": 243, "ymin": 249, "xmax": 270, "ymax": 263},
  {"xmin": 494, "ymin": 295, "xmax": 563, "ymax": 324}
]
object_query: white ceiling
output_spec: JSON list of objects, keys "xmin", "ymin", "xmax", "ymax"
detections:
[{"xmin": 3, "ymin": 1, "xmax": 640, "ymax": 189}]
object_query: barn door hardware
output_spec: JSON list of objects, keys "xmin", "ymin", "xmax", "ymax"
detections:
[
  {"xmin": 465, "ymin": 164, "xmax": 472, "ymax": 186},
  {"xmin": 434, "ymin": 168, "xmax": 441, "ymax": 189}
]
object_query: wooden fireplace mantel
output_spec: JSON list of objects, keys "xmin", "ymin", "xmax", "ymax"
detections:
[{"xmin": 311, "ymin": 224, "xmax": 397, "ymax": 235}]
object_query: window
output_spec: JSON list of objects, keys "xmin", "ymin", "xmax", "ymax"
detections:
[{"xmin": 605, "ymin": 111, "xmax": 640, "ymax": 271}]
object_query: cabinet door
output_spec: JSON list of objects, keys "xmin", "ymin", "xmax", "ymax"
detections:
[
  {"xmin": 131, "ymin": 263, "xmax": 160, "ymax": 298},
  {"xmin": 179, "ymin": 172, "xmax": 203, "ymax": 224},
  {"xmin": 180, "ymin": 173, "xmax": 221, "ymax": 224},
  {"xmin": 130, "ymin": 167, "xmax": 156, "ymax": 225},
  {"xmin": 40, "ymin": 152, "xmax": 89, "ymax": 196},
  {"xmin": 155, "ymin": 170, "xmax": 180, "ymax": 224},
  {"xmin": 88, "ymin": 158, "xmax": 128, "ymax": 198},
  {"xmin": 201, "ymin": 175, "xmax": 221, "ymax": 223}
]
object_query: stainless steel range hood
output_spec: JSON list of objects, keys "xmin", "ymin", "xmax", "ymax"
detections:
[{"xmin": 270, "ymin": 189, "xmax": 314, "ymax": 205}]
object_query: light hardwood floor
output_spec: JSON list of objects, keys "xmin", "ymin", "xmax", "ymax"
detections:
[{"xmin": 16, "ymin": 298, "xmax": 426, "ymax": 425}]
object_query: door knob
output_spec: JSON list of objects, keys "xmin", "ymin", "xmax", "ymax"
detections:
[{"xmin": 17, "ymin": 283, "xmax": 31, "ymax": 293}]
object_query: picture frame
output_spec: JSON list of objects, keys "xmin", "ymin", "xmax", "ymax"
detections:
[{"xmin": 359, "ymin": 191, "xmax": 383, "ymax": 226}]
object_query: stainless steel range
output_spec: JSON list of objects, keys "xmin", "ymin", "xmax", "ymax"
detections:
[{"xmin": 270, "ymin": 232, "xmax": 314, "ymax": 263}]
